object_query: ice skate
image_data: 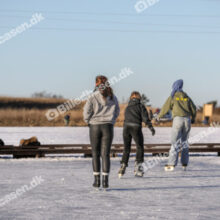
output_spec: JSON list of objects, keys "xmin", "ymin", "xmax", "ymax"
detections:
[
  {"xmin": 182, "ymin": 165, "xmax": 187, "ymax": 171},
  {"xmin": 164, "ymin": 165, "xmax": 175, "ymax": 172},
  {"xmin": 102, "ymin": 174, "xmax": 109, "ymax": 189},
  {"xmin": 134, "ymin": 162, "xmax": 144, "ymax": 177},
  {"xmin": 118, "ymin": 163, "xmax": 127, "ymax": 179},
  {"xmin": 93, "ymin": 175, "xmax": 100, "ymax": 188}
]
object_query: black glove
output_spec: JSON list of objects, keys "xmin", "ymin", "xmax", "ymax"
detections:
[
  {"xmin": 155, "ymin": 115, "xmax": 160, "ymax": 123},
  {"xmin": 191, "ymin": 118, "xmax": 195, "ymax": 124},
  {"xmin": 149, "ymin": 126, "xmax": 156, "ymax": 136}
]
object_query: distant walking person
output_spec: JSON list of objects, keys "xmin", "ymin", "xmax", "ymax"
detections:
[
  {"xmin": 158, "ymin": 79, "xmax": 197, "ymax": 171},
  {"xmin": 64, "ymin": 114, "xmax": 70, "ymax": 126},
  {"xmin": 83, "ymin": 75, "xmax": 120, "ymax": 189},
  {"xmin": 0, "ymin": 139, "xmax": 4, "ymax": 146},
  {"xmin": 118, "ymin": 91, "xmax": 155, "ymax": 178}
]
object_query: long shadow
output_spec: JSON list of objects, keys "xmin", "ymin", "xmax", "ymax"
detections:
[
  {"xmin": 145, "ymin": 175, "xmax": 220, "ymax": 179},
  {"xmin": 109, "ymin": 184, "xmax": 220, "ymax": 192},
  {"xmin": 188, "ymin": 169, "xmax": 220, "ymax": 172},
  {"xmin": 122, "ymin": 175, "xmax": 220, "ymax": 180}
]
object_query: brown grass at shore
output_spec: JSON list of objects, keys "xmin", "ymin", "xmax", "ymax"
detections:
[
  {"xmin": 0, "ymin": 107, "xmax": 125, "ymax": 127},
  {"xmin": 0, "ymin": 97, "xmax": 219, "ymax": 127},
  {"xmin": 0, "ymin": 96, "xmax": 84, "ymax": 110},
  {"xmin": 0, "ymin": 106, "xmax": 219, "ymax": 127}
]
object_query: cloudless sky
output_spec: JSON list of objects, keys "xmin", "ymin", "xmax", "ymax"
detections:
[{"xmin": 0, "ymin": 0, "xmax": 219, "ymax": 107}]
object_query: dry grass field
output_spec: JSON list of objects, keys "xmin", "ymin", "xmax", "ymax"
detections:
[{"xmin": 0, "ymin": 97, "xmax": 219, "ymax": 127}]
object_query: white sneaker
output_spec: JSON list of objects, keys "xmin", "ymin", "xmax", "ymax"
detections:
[
  {"xmin": 164, "ymin": 165, "xmax": 175, "ymax": 172},
  {"xmin": 134, "ymin": 162, "xmax": 144, "ymax": 177}
]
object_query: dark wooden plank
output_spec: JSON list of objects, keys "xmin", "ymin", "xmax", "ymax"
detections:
[
  {"xmin": 1, "ymin": 147, "xmax": 220, "ymax": 155},
  {"xmin": 1, "ymin": 144, "xmax": 220, "ymax": 157}
]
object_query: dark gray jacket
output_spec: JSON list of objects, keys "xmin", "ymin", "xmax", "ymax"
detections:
[{"xmin": 124, "ymin": 98, "xmax": 152, "ymax": 128}]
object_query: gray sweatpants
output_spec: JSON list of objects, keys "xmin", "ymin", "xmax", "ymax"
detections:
[{"xmin": 168, "ymin": 116, "xmax": 191, "ymax": 166}]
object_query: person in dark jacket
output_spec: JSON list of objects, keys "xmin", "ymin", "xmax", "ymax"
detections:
[
  {"xmin": 118, "ymin": 91, "xmax": 155, "ymax": 178},
  {"xmin": 83, "ymin": 75, "xmax": 120, "ymax": 189}
]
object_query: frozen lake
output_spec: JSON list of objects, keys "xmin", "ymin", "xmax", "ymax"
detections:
[
  {"xmin": 0, "ymin": 127, "xmax": 220, "ymax": 219},
  {"xmin": 0, "ymin": 157, "xmax": 220, "ymax": 220}
]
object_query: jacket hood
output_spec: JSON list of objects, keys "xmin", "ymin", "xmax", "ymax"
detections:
[
  {"xmin": 93, "ymin": 91, "xmax": 114, "ymax": 106},
  {"xmin": 171, "ymin": 79, "xmax": 183, "ymax": 97},
  {"xmin": 128, "ymin": 98, "xmax": 141, "ymax": 106}
]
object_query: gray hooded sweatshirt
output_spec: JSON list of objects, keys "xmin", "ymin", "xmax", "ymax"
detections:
[{"xmin": 83, "ymin": 91, "xmax": 120, "ymax": 125}]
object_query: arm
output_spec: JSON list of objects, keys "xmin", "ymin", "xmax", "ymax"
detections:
[
  {"xmin": 83, "ymin": 98, "xmax": 94, "ymax": 124},
  {"xmin": 141, "ymin": 105, "xmax": 152, "ymax": 128},
  {"xmin": 113, "ymin": 96, "xmax": 120, "ymax": 124},
  {"xmin": 141, "ymin": 105, "xmax": 155, "ymax": 136},
  {"xmin": 158, "ymin": 96, "xmax": 172, "ymax": 118},
  {"xmin": 189, "ymin": 98, "xmax": 197, "ymax": 120}
]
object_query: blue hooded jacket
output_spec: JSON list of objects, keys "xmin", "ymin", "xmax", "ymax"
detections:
[{"xmin": 171, "ymin": 79, "xmax": 183, "ymax": 98}]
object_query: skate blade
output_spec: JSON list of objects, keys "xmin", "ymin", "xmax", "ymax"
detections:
[
  {"xmin": 118, "ymin": 174, "xmax": 123, "ymax": 179},
  {"xmin": 102, "ymin": 188, "xmax": 109, "ymax": 192},
  {"xmin": 164, "ymin": 166, "xmax": 175, "ymax": 172},
  {"xmin": 182, "ymin": 166, "xmax": 187, "ymax": 171},
  {"xmin": 134, "ymin": 172, "xmax": 144, "ymax": 177},
  {"xmin": 135, "ymin": 175, "xmax": 143, "ymax": 178},
  {"xmin": 94, "ymin": 187, "xmax": 101, "ymax": 191},
  {"xmin": 90, "ymin": 188, "xmax": 101, "ymax": 193}
]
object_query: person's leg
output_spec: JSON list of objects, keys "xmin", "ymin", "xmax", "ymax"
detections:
[
  {"xmin": 130, "ymin": 126, "xmax": 144, "ymax": 176},
  {"xmin": 131, "ymin": 126, "xmax": 144, "ymax": 164},
  {"xmin": 121, "ymin": 126, "xmax": 132, "ymax": 166},
  {"xmin": 89, "ymin": 125, "xmax": 102, "ymax": 175},
  {"xmin": 100, "ymin": 124, "xmax": 114, "ymax": 188},
  {"xmin": 181, "ymin": 117, "xmax": 191, "ymax": 166},
  {"xmin": 101, "ymin": 124, "xmax": 114, "ymax": 174},
  {"xmin": 168, "ymin": 117, "xmax": 184, "ymax": 166}
]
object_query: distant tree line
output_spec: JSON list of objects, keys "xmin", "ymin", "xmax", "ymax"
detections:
[{"xmin": 32, "ymin": 91, "xmax": 63, "ymax": 99}]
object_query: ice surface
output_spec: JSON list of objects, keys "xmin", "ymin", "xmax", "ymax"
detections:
[
  {"xmin": 0, "ymin": 157, "xmax": 220, "ymax": 220},
  {"xmin": 0, "ymin": 127, "xmax": 220, "ymax": 146},
  {"xmin": 0, "ymin": 127, "xmax": 220, "ymax": 219}
]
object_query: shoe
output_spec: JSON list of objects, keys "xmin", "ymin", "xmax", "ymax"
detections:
[
  {"xmin": 182, "ymin": 164, "xmax": 187, "ymax": 171},
  {"xmin": 118, "ymin": 163, "xmax": 127, "ymax": 178},
  {"xmin": 164, "ymin": 165, "xmax": 175, "ymax": 172},
  {"xmin": 134, "ymin": 162, "xmax": 144, "ymax": 177},
  {"xmin": 93, "ymin": 175, "xmax": 100, "ymax": 188},
  {"xmin": 102, "ymin": 174, "xmax": 109, "ymax": 189}
]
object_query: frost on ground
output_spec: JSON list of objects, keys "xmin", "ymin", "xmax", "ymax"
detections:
[{"xmin": 0, "ymin": 157, "xmax": 220, "ymax": 220}]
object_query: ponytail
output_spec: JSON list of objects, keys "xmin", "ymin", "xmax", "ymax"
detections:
[{"xmin": 95, "ymin": 75, "xmax": 114, "ymax": 100}]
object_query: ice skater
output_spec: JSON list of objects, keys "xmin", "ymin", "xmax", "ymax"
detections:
[
  {"xmin": 83, "ymin": 75, "xmax": 120, "ymax": 189},
  {"xmin": 157, "ymin": 79, "xmax": 197, "ymax": 171},
  {"xmin": 118, "ymin": 91, "xmax": 155, "ymax": 178}
]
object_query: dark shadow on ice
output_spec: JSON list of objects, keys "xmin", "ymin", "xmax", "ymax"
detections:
[
  {"xmin": 109, "ymin": 184, "xmax": 220, "ymax": 192},
  {"xmin": 144, "ymin": 175, "xmax": 220, "ymax": 179},
  {"xmin": 188, "ymin": 169, "xmax": 220, "ymax": 172},
  {"xmin": 122, "ymin": 174, "xmax": 220, "ymax": 180}
]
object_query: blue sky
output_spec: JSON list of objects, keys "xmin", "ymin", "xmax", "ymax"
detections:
[{"xmin": 0, "ymin": 0, "xmax": 219, "ymax": 107}]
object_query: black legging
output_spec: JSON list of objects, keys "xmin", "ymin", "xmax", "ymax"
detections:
[
  {"xmin": 121, "ymin": 125, "xmax": 144, "ymax": 165},
  {"xmin": 89, "ymin": 124, "xmax": 114, "ymax": 174}
]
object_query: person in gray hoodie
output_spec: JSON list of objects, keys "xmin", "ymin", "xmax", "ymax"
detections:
[{"xmin": 83, "ymin": 75, "xmax": 120, "ymax": 189}]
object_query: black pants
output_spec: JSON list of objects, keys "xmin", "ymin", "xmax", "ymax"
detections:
[
  {"xmin": 121, "ymin": 125, "xmax": 144, "ymax": 165},
  {"xmin": 89, "ymin": 124, "xmax": 114, "ymax": 174}
]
